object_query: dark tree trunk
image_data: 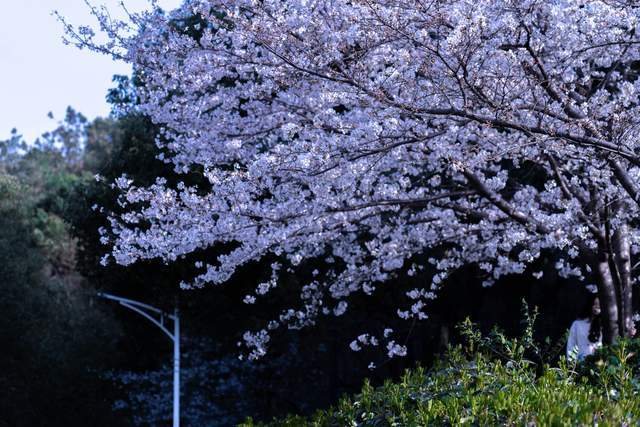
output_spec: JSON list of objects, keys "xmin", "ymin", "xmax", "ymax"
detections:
[{"xmin": 438, "ymin": 324, "xmax": 449, "ymax": 354}]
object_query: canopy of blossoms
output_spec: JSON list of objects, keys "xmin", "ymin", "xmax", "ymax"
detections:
[{"xmin": 64, "ymin": 0, "xmax": 640, "ymax": 357}]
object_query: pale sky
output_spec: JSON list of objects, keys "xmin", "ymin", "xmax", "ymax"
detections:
[{"xmin": 0, "ymin": 0, "xmax": 181, "ymax": 142}]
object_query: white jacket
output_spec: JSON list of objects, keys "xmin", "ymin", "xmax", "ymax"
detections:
[{"xmin": 566, "ymin": 319, "xmax": 601, "ymax": 361}]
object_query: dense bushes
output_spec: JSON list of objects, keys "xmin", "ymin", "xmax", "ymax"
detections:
[{"xmin": 243, "ymin": 313, "xmax": 640, "ymax": 426}]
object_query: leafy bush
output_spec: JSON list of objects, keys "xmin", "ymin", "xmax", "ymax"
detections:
[
  {"xmin": 578, "ymin": 338, "xmax": 640, "ymax": 400},
  {"xmin": 242, "ymin": 310, "xmax": 640, "ymax": 426}
]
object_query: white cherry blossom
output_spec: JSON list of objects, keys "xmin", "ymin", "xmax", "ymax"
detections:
[{"xmin": 67, "ymin": 0, "xmax": 640, "ymax": 354}]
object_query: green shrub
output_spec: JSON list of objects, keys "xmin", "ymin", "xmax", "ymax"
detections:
[
  {"xmin": 578, "ymin": 338, "xmax": 640, "ymax": 400},
  {"xmin": 241, "ymin": 309, "xmax": 640, "ymax": 426}
]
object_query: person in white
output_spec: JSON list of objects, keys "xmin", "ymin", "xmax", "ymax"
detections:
[{"xmin": 566, "ymin": 294, "xmax": 602, "ymax": 362}]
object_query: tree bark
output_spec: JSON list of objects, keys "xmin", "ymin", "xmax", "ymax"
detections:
[
  {"xmin": 594, "ymin": 241, "xmax": 620, "ymax": 344},
  {"xmin": 604, "ymin": 205, "xmax": 624, "ymax": 335},
  {"xmin": 613, "ymin": 223, "xmax": 633, "ymax": 337}
]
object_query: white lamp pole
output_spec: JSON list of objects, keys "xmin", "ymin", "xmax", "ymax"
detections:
[{"xmin": 98, "ymin": 292, "xmax": 180, "ymax": 427}]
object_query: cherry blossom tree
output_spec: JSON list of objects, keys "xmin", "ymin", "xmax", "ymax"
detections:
[{"xmin": 64, "ymin": 0, "xmax": 640, "ymax": 355}]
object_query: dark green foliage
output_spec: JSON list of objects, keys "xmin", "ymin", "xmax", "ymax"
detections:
[
  {"xmin": 0, "ymin": 175, "xmax": 46, "ymax": 295},
  {"xmin": 0, "ymin": 114, "xmax": 125, "ymax": 427}
]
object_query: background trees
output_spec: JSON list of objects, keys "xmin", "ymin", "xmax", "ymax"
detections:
[{"xmin": 0, "ymin": 115, "xmax": 122, "ymax": 427}]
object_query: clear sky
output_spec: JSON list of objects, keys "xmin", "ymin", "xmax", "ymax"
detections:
[{"xmin": 0, "ymin": 0, "xmax": 181, "ymax": 142}]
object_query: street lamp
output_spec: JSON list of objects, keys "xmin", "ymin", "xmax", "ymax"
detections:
[{"xmin": 98, "ymin": 292, "xmax": 180, "ymax": 427}]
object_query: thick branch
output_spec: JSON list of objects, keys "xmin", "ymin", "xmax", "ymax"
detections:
[
  {"xmin": 461, "ymin": 168, "xmax": 549, "ymax": 234},
  {"xmin": 610, "ymin": 159, "xmax": 640, "ymax": 205}
]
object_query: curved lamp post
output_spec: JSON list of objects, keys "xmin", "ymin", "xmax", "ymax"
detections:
[{"xmin": 98, "ymin": 292, "xmax": 180, "ymax": 427}]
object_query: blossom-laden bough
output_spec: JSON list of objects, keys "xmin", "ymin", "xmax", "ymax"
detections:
[{"xmin": 62, "ymin": 0, "xmax": 640, "ymax": 359}]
